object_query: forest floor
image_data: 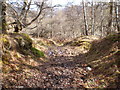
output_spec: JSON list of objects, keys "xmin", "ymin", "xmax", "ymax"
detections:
[
  {"xmin": 39, "ymin": 45, "xmax": 100, "ymax": 88},
  {"xmin": 2, "ymin": 33, "xmax": 120, "ymax": 89}
]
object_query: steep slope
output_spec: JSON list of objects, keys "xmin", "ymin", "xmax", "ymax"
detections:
[
  {"xmin": 1, "ymin": 33, "xmax": 45, "ymax": 88},
  {"xmin": 80, "ymin": 33, "xmax": 120, "ymax": 88}
]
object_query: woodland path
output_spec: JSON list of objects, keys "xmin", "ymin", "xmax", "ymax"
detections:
[
  {"xmin": 29, "ymin": 45, "xmax": 99, "ymax": 88},
  {"xmin": 4, "ymin": 44, "xmax": 99, "ymax": 88}
]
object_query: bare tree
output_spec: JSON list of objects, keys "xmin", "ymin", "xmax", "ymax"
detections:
[
  {"xmin": 7, "ymin": 0, "xmax": 45, "ymax": 32},
  {"xmin": 0, "ymin": 1, "xmax": 2, "ymax": 33},
  {"xmin": 6, "ymin": 0, "xmax": 59, "ymax": 32},
  {"xmin": 115, "ymin": 1, "xmax": 120, "ymax": 32},
  {"xmin": 91, "ymin": 0, "xmax": 95, "ymax": 35},
  {"xmin": 82, "ymin": 0, "xmax": 88, "ymax": 36},
  {"xmin": 1, "ymin": 0, "xmax": 7, "ymax": 33},
  {"xmin": 107, "ymin": 1, "xmax": 113, "ymax": 35},
  {"xmin": 100, "ymin": 3, "xmax": 104, "ymax": 36}
]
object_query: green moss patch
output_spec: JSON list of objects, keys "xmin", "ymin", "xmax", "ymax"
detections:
[
  {"xmin": 31, "ymin": 47, "xmax": 44, "ymax": 57},
  {"xmin": 64, "ymin": 36, "xmax": 95, "ymax": 51}
]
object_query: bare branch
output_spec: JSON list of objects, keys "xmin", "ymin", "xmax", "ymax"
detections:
[
  {"xmin": 6, "ymin": 3, "xmax": 19, "ymax": 18},
  {"xmin": 25, "ymin": 1, "xmax": 44, "ymax": 27}
]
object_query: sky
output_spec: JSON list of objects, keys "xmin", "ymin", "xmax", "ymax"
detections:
[
  {"xmin": 7, "ymin": 0, "xmax": 116, "ymax": 10},
  {"xmin": 51, "ymin": 0, "xmax": 115, "ymax": 6},
  {"xmin": 52, "ymin": 0, "xmax": 80, "ymax": 6},
  {"xmin": 8, "ymin": 0, "xmax": 115, "ymax": 6}
]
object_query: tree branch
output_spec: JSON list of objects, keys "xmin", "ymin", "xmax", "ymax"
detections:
[{"xmin": 25, "ymin": 1, "xmax": 44, "ymax": 27}]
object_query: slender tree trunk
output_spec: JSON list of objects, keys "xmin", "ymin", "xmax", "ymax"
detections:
[
  {"xmin": 91, "ymin": 0, "xmax": 95, "ymax": 35},
  {"xmin": 100, "ymin": 3, "xmax": 104, "ymax": 37},
  {"xmin": 115, "ymin": 1, "xmax": 120, "ymax": 32},
  {"xmin": 50, "ymin": 0, "xmax": 53, "ymax": 38},
  {"xmin": 107, "ymin": 1, "xmax": 113, "ymax": 35},
  {"xmin": 82, "ymin": 0, "xmax": 88, "ymax": 36},
  {"xmin": 1, "ymin": 1, "xmax": 7, "ymax": 34},
  {"xmin": 0, "ymin": 1, "xmax": 2, "ymax": 34}
]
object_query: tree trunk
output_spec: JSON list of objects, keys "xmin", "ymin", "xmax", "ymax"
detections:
[
  {"xmin": 50, "ymin": 0, "xmax": 53, "ymax": 38},
  {"xmin": 1, "ymin": 1, "xmax": 7, "ymax": 34},
  {"xmin": 82, "ymin": 0, "xmax": 88, "ymax": 36},
  {"xmin": 91, "ymin": 0, "xmax": 95, "ymax": 35},
  {"xmin": 100, "ymin": 3, "xmax": 104, "ymax": 37},
  {"xmin": 107, "ymin": 1, "xmax": 113, "ymax": 35},
  {"xmin": 115, "ymin": 1, "xmax": 120, "ymax": 32},
  {"xmin": 0, "ymin": 1, "xmax": 2, "ymax": 34}
]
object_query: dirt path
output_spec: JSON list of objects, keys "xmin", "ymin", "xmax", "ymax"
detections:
[
  {"xmin": 3, "ymin": 45, "xmax": 99, "ymax": 88},
  {"xmin": 28, "ymin": 45, "xmax": 98, "ymax": 88},
  {"xmin": 3, "ymin": 35, "xmax": 119, "ymax": 88}
]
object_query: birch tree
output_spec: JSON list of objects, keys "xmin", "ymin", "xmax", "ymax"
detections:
[
  {"xmin": 82, "ymin": 0, "xmax": 88, "ymax": 36},
  {"xmin": 107, "ymin": 1, "xmax": 113, "ymax": 35},
  {"xmin": 100, "ymin": 3, "xmax": 104, "ymax": 36},
  {"xmin": 115, "ymin": 0, "xmax": 120, "ymax": 32},
  {"xmin": 91, "ymin": 0, "xmax": 95, "ymax": 35}
]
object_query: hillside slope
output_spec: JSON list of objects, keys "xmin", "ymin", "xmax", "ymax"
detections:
[
  {"xmin": 77, "ymin": 33, "xmax": 120, "ymax": 88},
  {"xmin": 1, "ymin": 33, "xmax": 120, "ymax": 88},
  {"xmin": 1, "ymin": 33, "xmax": 46, "ymax": 88}
]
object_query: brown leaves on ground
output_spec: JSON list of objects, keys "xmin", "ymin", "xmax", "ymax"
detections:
[{"xmin": 2, "ymin": 33, "xmax": 120, "ymax": 88}]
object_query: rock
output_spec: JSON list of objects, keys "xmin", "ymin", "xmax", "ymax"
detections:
[{"xmin": 86, "ymin": 66, "xmax": 92, "ymax": 71}]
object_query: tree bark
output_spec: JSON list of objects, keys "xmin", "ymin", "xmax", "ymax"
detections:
[
  {"xmin": 115, "ymin": 1, "xmax": 120, "ymax": 32},
  {"xmin": 0, "ymin": 1, "xmax": 2, "ymax": 34},
  {"xmin": 100, "ymin": 3, "xmax": 104, "ymax": 37},
  {"xmin": 82, "ymin": 0, "xmax": 88, "ymax": 36},
  {"xmin": 1, "ymin": 1, "xmax": 7, "ymax": 34},
  {"xmin": 91, "ymin": 0, "xmax": 95, "ymax": 35},
  {"xmin": 107, "ymin": 1, "xmax": 113, "ymax": 35}
]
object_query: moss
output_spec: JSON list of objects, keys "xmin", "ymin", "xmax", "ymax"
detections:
[
  {"xmin": 80, "ymin": 42, "xmax": 91, "ymax": 50},
  {"xmin": 38, "ymin": 41, "xmax": 45, "ymax": 46},
  {"xmin": 106, "ymin": 33, "xmax": 120, "ymax": 42},
  {"xmin": 19, "ymin": 48, "xmax": 30, "ymax": 55},
  {"xmin": 0, "ymin": 26, "xmax": 2, "ymax": 30},
  {"xmin": 14, "ymin": 33, "xmax": 32, "ymax": 49},
  {"xmin": 31, "ymin": 47, "xmax": 44, "ymax": 57},
  {"xmin": 46, "ymin": 40, "xmax": 55, "ymax": 46},
  {"xmin": 20, "ymin": 33, "xmax": 32, "ymax": 42},
  {"xmin": 0, "ymin": 37, "xmax": 7, "ymax": 42},
  {"xmin": 69, "ymin": 40, "xmax": 82, "ymax": 46},
  {"xmin": 3, "ymin": 60, "xmax": 9, "ymax": 65},
  {"xmin": 68, "ymin": 40, "xmax": 91, "ymax": 51},
  {"xmin": 0, "ymin": 37, "xmax": 11, "ymax": 49}
]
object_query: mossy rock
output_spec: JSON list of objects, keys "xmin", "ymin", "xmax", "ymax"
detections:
[{"xmin": 13, "ymin": 33, "xmax": 32, "ymax": 49}]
